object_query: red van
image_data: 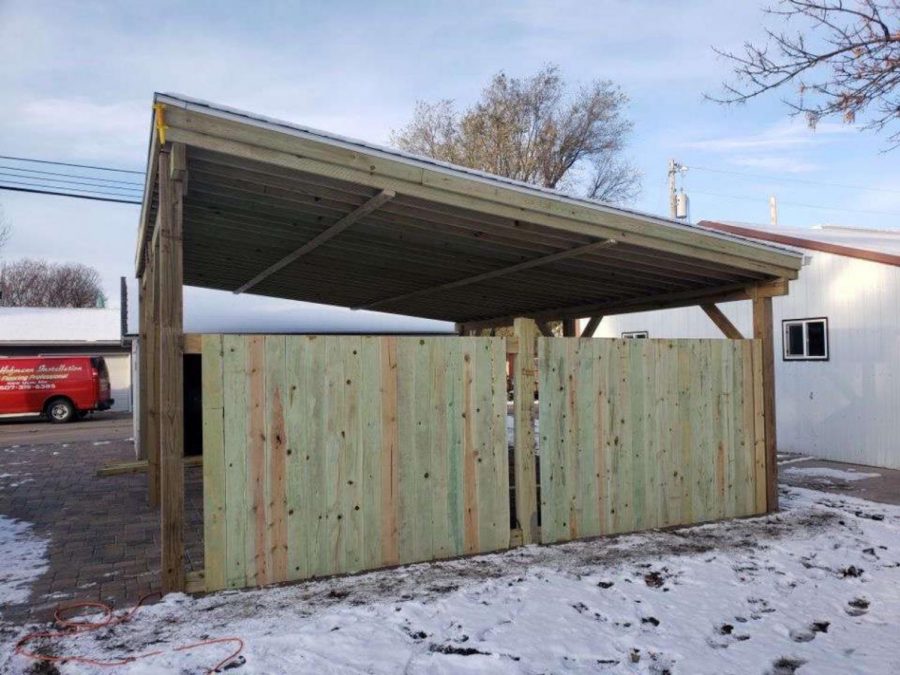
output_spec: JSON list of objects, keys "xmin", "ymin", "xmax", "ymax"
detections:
[{"xmin": 0, "ymin": 356, "xmax": 114, "ymax": 423}]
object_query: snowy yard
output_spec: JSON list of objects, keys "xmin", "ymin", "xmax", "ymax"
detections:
[
  {"xmin": 0, "ymin": 515, "xmax": 48, "ymax": 611},
  {"xmin": 2, "ymin": 485, "xmax": 899, "ymax": 674}
]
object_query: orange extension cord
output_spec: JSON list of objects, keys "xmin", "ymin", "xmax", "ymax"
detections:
[{"xmin": 14, "ymin": 592, "xmax": 244, "ymax": 673}]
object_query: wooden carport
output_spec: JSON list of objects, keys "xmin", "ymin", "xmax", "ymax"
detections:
[{"xmin": 135, "ymin": 93, "xmax": 803, "ymax": 592}]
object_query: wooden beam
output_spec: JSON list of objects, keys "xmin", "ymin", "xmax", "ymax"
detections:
[
  {"xmin": 752, "ymin": 291, "xmax": 777, "ymax": 513},
  {"xmin": 97, "ymin": 456, "xmax": 202, "ymax": 477},
  {"xmin": 137, "ymin": 269, "xmax": 149, "ymax": 461},
  {"xmin": 701, "ymin": 304, "xmax": 745, "ymax": 340},
  {"xmin": 146, "ymin": 225, "xmax": 160, "ymax": 506},
  {"xmin": 359, "ymin": 239, "xmax": 617, "ymax": 311},
  {"xmin": 561, "ymin": 318, "xmax": 577, "ymax": 337},
  {"xmin": 580, "ymin": 316, "xmax": 603, "ymax": 337},
  {"xmin": 512, "ymin": 318, "xmax": 539, "ymax": 544},
  {"xmin": 460, "ymin": 278, "xmax": 791, "ymax": 331},
  {"xmin": 234, "ymin": 189, "xmax": 395, "ymax": 294},
  {"xmin": 158, "ymin": 145, "xmax": 186, "ymax": 593},
  {"xmin": 134, "ymin": 124, "xmax": 159, "ymax": 277},
  {"xmin": 183, "ymin": 333, "xmax": 202, "ymax": 354},
  {"xmin": 170, "ymin": 142, "xmax": 188, "ymax": 191},
  {"xmin": 536, "ymin": 322, "xmax": 554, "ymax": 338}
]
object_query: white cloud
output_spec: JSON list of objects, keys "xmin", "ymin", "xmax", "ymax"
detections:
[
  {"xmin": 9, "ymin": 98, "xmax": 148, "ymax": 164},
  {"xmin": 680, "ymin": 120, "xmax": 857, "ymax": 153}
]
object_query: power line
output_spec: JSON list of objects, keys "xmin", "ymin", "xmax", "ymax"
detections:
[
  {"xmin": 0, "ymin": 154, "xmax": 144, "ymax": 175},
  {"xmin": 0, "ymin": 171, "xmax": 143, "ymax": 193},
  {"xmin": 0, "ymin": 164, "xmax": 144, "ymax": 187},
  {"xmin": 0, "ymin": 153, "xmax": 146, "ymax": 205},
  {"xmin": 0, "ymin": 184, "xmax": 140, "ymax": 205},
  {"xmin": 689, "ymin": 164, "xmax": 900, "ymax": 196},
  {"xmin": 690, "ymin": 189, "xmax": 900, "ymax": 218}
]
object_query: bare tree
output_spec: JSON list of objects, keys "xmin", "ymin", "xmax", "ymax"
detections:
[
  {"xmin": 712, "ymin": 0, "xmax": 900, "ymax": 148},
  {"xmin": 0, "ymin": 205, "xmax": 11, "ymax": 253},
  {"xmin": 392, "ymin": 65, "xmax": 640, "ymax": 203},
  {"xmin": 0, "ymin": 258, "xmax": 106, "ymax": 308}
]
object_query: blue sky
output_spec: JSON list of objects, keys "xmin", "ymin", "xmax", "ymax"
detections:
[{"xmin": 1, "ymin": 0, "xmax": 897, "ymax": 324}]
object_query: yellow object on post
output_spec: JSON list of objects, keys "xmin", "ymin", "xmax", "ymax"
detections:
[{"xmin": 153, "ymin": 103, "xmax": 167, "ymax": 145}]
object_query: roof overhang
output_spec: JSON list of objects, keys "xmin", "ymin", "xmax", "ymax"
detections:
[
  {"xmin": 136, "ymin": 93, "xmax": 803, "ymax": 324},
  {"xmin": 700, "ymin": 220, "xmax": 900, "ymax": 269}
]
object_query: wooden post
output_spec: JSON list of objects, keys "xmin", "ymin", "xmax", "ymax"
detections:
[
  {"xmin": 562, "ymin": 318, "xmax": 577, "ymax": 337},
  {"xmin": 137, "ymin": 269, "xmax": 148, "ymax": 461},
  {"xmin": 512, "ymin": 318, "xmax": 539, "ymax": 543},
  {"xmin": 752, "ymin": 292, "xmax": 777, "ymax": 512},
  {"xmin": 158, "ymin": 145, "xmax": 186, "ymax": 592},
  {"xmin": 146, "ymin": 232, "xmax": 160, "ymax": 506}
]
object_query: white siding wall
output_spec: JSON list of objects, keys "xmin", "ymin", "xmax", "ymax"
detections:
[
  {"xmin": 105, "ymin": 353, "xmax": 133, "ymax": 413},
  {"xmin": 593, "ymin": 251, "xmax": 900, "ymax": 469},
  {"xmin": 132, "ymin": 340, "xmax": 141, "ymax": 459}
]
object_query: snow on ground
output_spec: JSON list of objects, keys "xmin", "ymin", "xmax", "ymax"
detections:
[
  {"xmin": 2, "ymin": 487, "xmax": 899, "ymax": 674},
  {"xmin": 784, "ymin": 467, "xmax": 881, "ymax": 482},
  {"xmin": 0, "ymin": 473, "xmax": 34, "ymax": 491},
  {"xmin": 0, "ymin": 515, "xmax": 48, "ymax": 615}
]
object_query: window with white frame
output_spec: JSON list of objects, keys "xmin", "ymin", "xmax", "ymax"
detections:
[
  {"xmin": 622, "ymin": 331, "xmax": 649, "ymax": 339},
  {"xmin": 782, "ymin": 318, "xmax": 828, "ymax": 361}
]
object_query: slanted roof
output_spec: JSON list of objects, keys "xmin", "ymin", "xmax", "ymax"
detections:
[
  {"xmin": 700, "ymin": 221, "xmax": 900, "ymax": 268},
  {"xmin": 0, "ymin": 308, "xmax": 121, "ymax": 346},
  {"xmin": 136, "ymin": 93, "xmax": 803, "ymax": 324}
]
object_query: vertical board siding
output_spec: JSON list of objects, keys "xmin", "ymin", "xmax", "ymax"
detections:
[
  {"xmin": 202, "ymin": 335, "xmax": 509, "ymax": 591},
  {"xmin": 200, "ymin": 335, "xmax": 226, "ymax": 591},
  {"xmin": 539, "ymin": 338, "xmax": 765, "ymax": 545}
]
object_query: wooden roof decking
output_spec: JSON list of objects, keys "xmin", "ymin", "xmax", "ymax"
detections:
[{"xmin": 136, "ymin": 94, "xmax": 803, "ymax": 324}]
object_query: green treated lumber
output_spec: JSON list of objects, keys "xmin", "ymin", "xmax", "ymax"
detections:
[
  {"xmin": 222, "ymin": 335, "xmax": 249, "ymax": 588},
  {"xmin": 284, "ymin": 336, "xmax": 308, "ymax": 581},
  {"xmin": 201, "ymin": 335, "xmax": 226, "ymax": 591},
  {"xmin": 512, "ymin": 319, "xmax": 539, "ymax": 544},
  {"xmin": 489, "ymin": 338, "xmax": 510, "ymax": 550}
]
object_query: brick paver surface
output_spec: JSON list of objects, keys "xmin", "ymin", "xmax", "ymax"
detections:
[{"xmin": 0, "ymin": 430, "xmax": 202, "ymax": 625}]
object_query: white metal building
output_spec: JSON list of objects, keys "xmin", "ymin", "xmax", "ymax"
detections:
[
  {"xmin": 591, "ymin": 221, "xmax": 900, "ymax": 470},
  {"xmin": 0, "ymin": 307, "xmax": 133, "ymax": 412}
]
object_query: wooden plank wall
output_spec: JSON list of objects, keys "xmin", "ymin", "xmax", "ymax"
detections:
[
  {"xmin": 202, "ymin": 334, "xmax": 509, "ymax": 591},
  {"xmin": 538, "ymin": 338, "xmax": 766, "ymax": 544}
]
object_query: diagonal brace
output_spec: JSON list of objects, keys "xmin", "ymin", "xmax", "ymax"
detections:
[
  {"xmin": 358, "ymin": 238, "xmax": 617, "ymax": 311},
  {"xmin": 701, "ymin": 303, "xmax": 745, "ymax": 339},
  {"xmin": 234, "ymin": 189, "xmax": 395, "ymax": 294}
]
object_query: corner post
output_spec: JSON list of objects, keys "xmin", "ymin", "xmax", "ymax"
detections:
[
  {"xmin": 137, "ymin": 267, "xmax": 148, "ymax": 461},
  {"xmin": 512, "ymin": 317, "xmax": 539, "ymax": 544},
  {"xmin": 158, "ymin": 143, "xmax": 185, "ymax": 592},
  {"xmin": 147, "ymin": 230, "xmax": 160, "ymax": 505},
  {"xmin": 752, "ymin": 291, "xmax": 777, "ymax": 512}
]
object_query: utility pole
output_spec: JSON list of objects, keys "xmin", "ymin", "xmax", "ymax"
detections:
[
  {"xmin": 667, "ymin": 159, "xmax": 687, "ymax": 219},
  {"xmin": 769, "ymin": 195, "xmax": 779, "ymax": 226}
]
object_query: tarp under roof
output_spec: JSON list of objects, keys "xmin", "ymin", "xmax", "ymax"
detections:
[{"xmin": 136, "ymin": 93, "xmax": 803, "ymax": 325}]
